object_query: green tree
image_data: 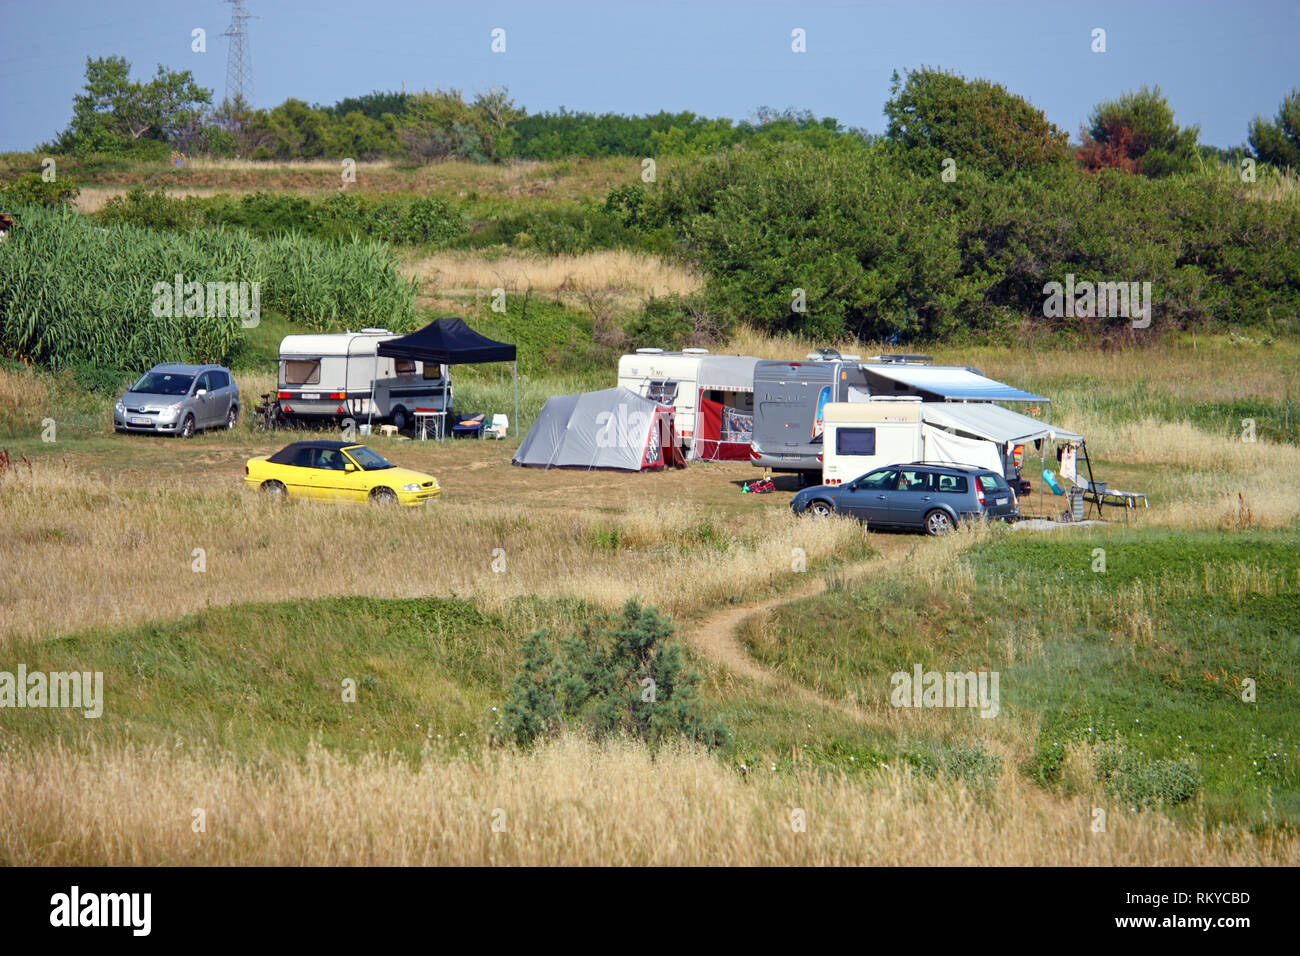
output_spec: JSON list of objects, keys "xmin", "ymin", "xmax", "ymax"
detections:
[
  {"xmin": 54, "ymin": 55, "xmax": 211, "ymax": 154},
  {"xmin": 1078, "ymin": 85, "xmax": 1199, "ymax": 177},
  {"xmin": 1248, "ymin": 89, "xmax": 1300, "ymax": 170},
  {"xmin": 883, "ymin": 67, "xmax": 1069, "ymax": 178}
]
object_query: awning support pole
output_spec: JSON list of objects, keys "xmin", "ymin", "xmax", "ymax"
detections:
[
  {"xmin": 513, "ymin": 361, "xmax": 518, "ymax": 437},
  {"xmin": 366, "ymin": 351, "xmax": 378, "ymax": 434},
  {"xmin": 1082, "ymin": 440, "xmax": 1102, "ymax": 518}
]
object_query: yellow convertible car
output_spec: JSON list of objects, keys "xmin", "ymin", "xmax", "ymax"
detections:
[{"xmin": 245, "ymin": 440, "xmax": 441, "ymax": 506}]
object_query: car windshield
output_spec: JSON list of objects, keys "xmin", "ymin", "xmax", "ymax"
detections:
[
  {"xmin": 129, "ymin": 371, "xmax": 194, "ymax": 396},
  {"xmin": 344, "ymin": 446, "xmax": 394, "ymax": 470}
]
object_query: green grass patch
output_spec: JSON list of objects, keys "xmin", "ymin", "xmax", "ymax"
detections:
[{"xmin": 745, "ymin": 528, "xmax": 1300, "ymax": 827}]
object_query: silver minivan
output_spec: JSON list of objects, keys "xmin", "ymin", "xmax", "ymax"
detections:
[{"xmin": 114, "ymin": 364, "xmax": 241, "ymax": 437}]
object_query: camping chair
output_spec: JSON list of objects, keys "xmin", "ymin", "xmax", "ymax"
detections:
[
  {"xmin": 452, "ymin": 412, "xmax": 486, "ymax": 439},
  {"xmin": 485, "ymin": 414, "xmax": 508, "ymax": 440},
  {"xmin": 1071, "ymin": 473, "xmax": 1148, "ymax": 518}
]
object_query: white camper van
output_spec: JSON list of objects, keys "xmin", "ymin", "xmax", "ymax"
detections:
[
  {"xmin": 822, "ymin": 399, "xmax": 1080, "ymax": 486},
  {"xmin": 617, "ymin": 348, "xmax": 759, "ymax": 459},
  {"xmin": 276, "ymin": 329, "xmax": 450, "ymax": 430}
]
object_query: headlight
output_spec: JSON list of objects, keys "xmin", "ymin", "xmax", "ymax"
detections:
[
  {"xmin": 114, "ymin": 401, "xmax": 125, "ymax": 413},
  {"xmin": 402, "ymin": 483, "xmax": 420, "ymax": 492}
]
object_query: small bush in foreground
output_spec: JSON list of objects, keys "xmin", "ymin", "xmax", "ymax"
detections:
[
  {"xmin": 499, "ymin": 599, "xmax": 725, "ymax": 750},
  {"xmin": 1095, "ymin": 744, "xmax": 1203, "ymax": 808}
]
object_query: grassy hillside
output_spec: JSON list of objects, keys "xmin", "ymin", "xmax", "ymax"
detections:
[{"xmin": 743, "ymin": 527, "xmax": 1300, "ymax": 827}]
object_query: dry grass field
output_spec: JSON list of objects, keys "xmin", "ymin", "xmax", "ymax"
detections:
[
  {"xmin": 401, "ymin": 249, "xmax": 702, "ymax": 301},
  {"xmin": 5, "ymin": 735, "xmax": 1295, "ymax": 866},
  {"xmin": 2, "ymin": 329, "xmax": 1297, "ymax": 865}
]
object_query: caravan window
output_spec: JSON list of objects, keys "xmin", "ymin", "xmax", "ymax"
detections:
[
  {"xmin": 394, "ymin": 359, "xmax": 416, "ymax": 374},
  {"xmin": 284, "ymin": 359, "xmax": 320, "ymax": 386},
  {"xmin": 422, "ymin": 363, "xmax": 442, "ymax": 381},
  {"xmin": 836, "ymin": 427, "xmax": 876, "ymax": 456},
  {"xmin": 647, "ymin": 380, "xmax": 678, "ymax": 403}
]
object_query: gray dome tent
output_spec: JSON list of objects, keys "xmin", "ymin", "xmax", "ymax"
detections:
[{"xmin": 513, "ymin": 387, "xmax": 684, "ymax": 471}]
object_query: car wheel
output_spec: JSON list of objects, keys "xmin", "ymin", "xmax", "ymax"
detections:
[
  {"xmin": 808, "ymin": 499, "xmax": 835, "ymax": 518},
  {"xmin": 924, "ymin": 509, "xmax": 953, "ymax": 536},
  {"xmin": 261, "ymin": 480, "xmax": 287, "ymax": 501},
  {"xmin": 369, "ymin": 487, "xmax": 398, "ymax": 506},
  {"xmin": 226, "ymin": 406, "xmax": 238, "ymax": 429},
  {"xmin": 390, "ymin": 407, "xmax": 408, "ymax": 432},
  {"xmin": 180, "ymin": 414, "xmax": 196, "ymax": 439}
]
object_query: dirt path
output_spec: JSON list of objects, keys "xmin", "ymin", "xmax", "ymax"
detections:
[{"xmin": 686, "ymin": 535, "xmax": 922, "ymax": 721}]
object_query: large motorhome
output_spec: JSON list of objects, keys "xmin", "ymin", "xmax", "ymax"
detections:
[
  {"xmin": 617, "ymin": 348, "xmax": 760, "ymax": 459},
  {"xmin": 748, "ymin": 352, "xmax": 873, "ymax": 480},
  {"xmin": 276, "ymin": 329, "xmax": 450, "ymax": 430}
]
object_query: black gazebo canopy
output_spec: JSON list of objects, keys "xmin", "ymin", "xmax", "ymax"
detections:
[
  {"xmin": 371, "ymin": 318, "xmax": 517, "ymax": 437},
  {"xmin": 376, "ymin": 317, "xmax": 516, "ymax": 365}
]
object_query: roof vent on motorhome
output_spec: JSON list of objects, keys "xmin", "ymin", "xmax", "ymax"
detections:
[
  {"xmin": 635, "ymin": 347, "xmax": 665, "ymax": 354},
  {"xmin": 360, "ymin": 328, "xmax": 390, "ymax": 334},
  {"xmin": 682, "ymin": 347, "xmax": 710, "ymax": 354}
]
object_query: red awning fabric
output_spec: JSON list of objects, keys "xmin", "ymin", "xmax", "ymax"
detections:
[{"xmin": 694, "ymin": 397, "xmax": 749, "ymax": 461}]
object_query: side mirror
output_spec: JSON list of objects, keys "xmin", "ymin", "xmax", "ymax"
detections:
[
  {"xmin": 195, "ymin": 388, "xmax": 207, "ymax": 397},
  {"xmin": 344, "ymin": 463, "xmax": 357, "ymax": 472}
]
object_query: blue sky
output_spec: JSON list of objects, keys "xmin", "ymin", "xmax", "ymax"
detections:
[{"xmin": 0, "ymin": 0, "xmax": 1296, "ymax": 152}]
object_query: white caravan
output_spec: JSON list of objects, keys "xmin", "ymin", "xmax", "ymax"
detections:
[
  {"xmin": 616, "ymin": 348, "xmax": 760, "ymax": 459},
  {"xmin": 276, "ymin": 329, "xmax": 450, "ymax": 431},
  {"xmin": 821, "ymin": 399, "xmax": 1080, "ymax": 486}
]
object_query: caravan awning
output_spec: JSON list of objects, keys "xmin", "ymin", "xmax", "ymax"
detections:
[
  {"xmin": 921, "ymin": 403, "xmax": 1082, "ymax": 445},
  {"xmin": 862, "ymin": 365, "xmax": 1047, "ymax": 403}
]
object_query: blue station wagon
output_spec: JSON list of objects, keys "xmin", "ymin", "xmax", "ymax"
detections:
[{"xmin": 791, "ymin": 462, "xmax": 1019, "ymax": 535}]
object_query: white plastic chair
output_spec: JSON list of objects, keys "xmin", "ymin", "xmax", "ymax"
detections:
[{"xmin": 486, "ymin": 414, "xmax": 508, "ymax": 439}]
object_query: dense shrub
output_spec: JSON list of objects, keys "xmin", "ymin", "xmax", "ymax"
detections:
[
  {"xmin": 97, "ymin": 188, "xmax": 465, "ymax": 248},
  {"xmin": 498, "ymin": 600, "xmax": 725, "ymax": 750},
  {"xmin": 0, "ymin": 172, "xmax": 80, "ymax": 208},
  {"xmin": 1095, "ymin": 745, "xmax": 1203, "ymax": 808},
  {"xmin": 450, "ymin": 203, "xmax": 633, "ymax": 255},
  {"xmin": 625, "ymin": 293, "xmax": 730, "ymax": 349},
  {"xmin": 644, "ymin": 142, "xmax": 1300, "ymax": 341}
]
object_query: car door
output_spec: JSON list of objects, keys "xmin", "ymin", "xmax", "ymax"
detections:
[
  {"xmin": 889, "ymin": 468, "xmax": 938, "ymax": 527},
  {"xmin": 192, "ymin": 372, "xmax": 215, "ymax": 427},
  {"xmin": 309, "ymin": 448, "xmax": 359, "ymax": 501},
  {"xmin": 210, "ymin": 369, "xmax": 232, "ymax": 420},
  {"xmin": 839, "ymin": 468, "xmax": 897, "ymax": 522},
  {"xmin": 282, "ymin": 445, "xmax": 321, "ymax": 498}
]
